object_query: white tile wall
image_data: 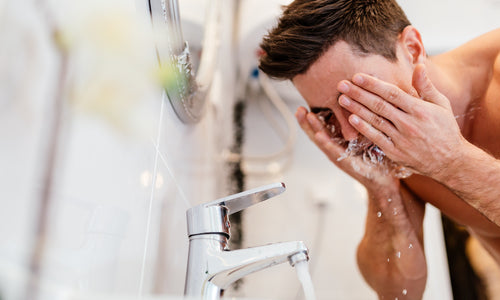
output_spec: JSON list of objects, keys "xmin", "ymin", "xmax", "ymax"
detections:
[
  {"xmin": 1, "ymin": 0, "xmax": 500, "ymax": 299},
  {"xmin": 0, "ymin": 0, "xmax": 235, "ymax": 299}
]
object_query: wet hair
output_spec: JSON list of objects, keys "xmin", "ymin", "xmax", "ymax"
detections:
[{"xmin": 258, "ymin": 0, "xmax": 411, "ymax": 80}]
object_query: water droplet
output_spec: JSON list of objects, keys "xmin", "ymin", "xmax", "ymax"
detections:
[
  {"xmin": 377, "ymin": 211, "xmax": 382, "ymax": 218},
  {"xmin": 351, "ymin": 161, "xmax": 361, "ymax": 172},
  {"xmin": 387, "ymin": 198, "xmax": 392, "ymax": 203},
  {"xmin": 393, "ymin": 208, "xmax": 398, "ymax": 216},
  {"xmin": 387, "ymin": 258, "xmax": 390, "ymax": 262},
  {"xmin": 409, "ymin": 243, "xmax": 413, "ymax": 249},
  {"xmin": 402, "ymin": 289, "xmax": 408, "ymax": 295},
  {"xmin": 396, "ymin": 251, "xmax": 401, "ymax": 258},
  {"xmin": 395, "ymin": 297, "xmax": 399, "ymax": 300}
]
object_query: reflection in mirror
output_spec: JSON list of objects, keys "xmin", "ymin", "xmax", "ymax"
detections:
[{"xmin": 149, "ymin": 0, "xmax": 220, "ymax": 123}]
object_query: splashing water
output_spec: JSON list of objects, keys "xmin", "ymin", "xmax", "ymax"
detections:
[
  {"xmin": 295, "ymin": 260, "xmax": 317, "ymax": 300},
  {"xmin": 338, "ymin": 138, "xmax": 413, "ymax": 178},
  {"xmin": 313, "ymin": 108, "xmax": 413, "ymax": 179},
  {"xmin": 454, "ymin": 105, "xmax": 480, "ymax": 121}
]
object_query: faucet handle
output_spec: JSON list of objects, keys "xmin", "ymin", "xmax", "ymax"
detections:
[
  {"xmin": 186, "ymin": 182, "xmax": 286, "ymax": 237},
  {"xmin": 206, "ymin": 182, "xmax": 286, "ymax": 215}
]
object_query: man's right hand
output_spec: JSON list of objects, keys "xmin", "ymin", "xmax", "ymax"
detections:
[{"xmin": 295, "ymin": 106, "xmax": 399, "ymax": 191}]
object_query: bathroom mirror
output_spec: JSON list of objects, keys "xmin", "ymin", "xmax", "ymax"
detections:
[{"xmin": 148, "ymin": 0, "xmax": 220, "ymax": 123}]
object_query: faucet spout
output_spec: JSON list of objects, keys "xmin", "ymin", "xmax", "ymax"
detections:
[
  {"xmin": 183, "ymin": 183, "xmax": 311, "ymax": 299},
  {"xmin": 184, "ymin": 235, "xmax": 308, "ymax": 298},
  {"xmin": 211, "ymin": 241, "xmax": 308, "ymax": 289}
]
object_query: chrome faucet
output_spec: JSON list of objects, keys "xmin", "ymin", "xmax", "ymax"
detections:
[{"xmin": 184, "ymin": 182, "xmax": 309, "ymax": 299}]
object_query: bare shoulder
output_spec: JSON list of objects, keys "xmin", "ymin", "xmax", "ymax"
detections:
[
  {"xmin": 494, "ymin": 49, "xmax": 500, "ymax": 81},
  {"xmin": 447, "ymin": 28, "xmax": 500, "ymax": 69},
  {"xmin": 433, "ymin": 29, "xmax": 500, "ymax": 96}
]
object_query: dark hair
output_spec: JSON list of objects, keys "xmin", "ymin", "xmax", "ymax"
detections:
[{"xmin": 259, "ymin": 0, "xmax": 411, "ymax": 80}]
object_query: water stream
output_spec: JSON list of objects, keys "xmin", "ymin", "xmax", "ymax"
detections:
[{"xmin": 295, "ymin": 260, "xmax": 317, "ymax": 300}]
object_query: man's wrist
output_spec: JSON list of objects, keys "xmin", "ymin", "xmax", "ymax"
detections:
[
  {"xmin": 366, "ymin": 180, "xmax": 401, "ymax": 204},
  {"xmin": 434, "ymin": 139, "xmax": 487, "ymax": 185}
]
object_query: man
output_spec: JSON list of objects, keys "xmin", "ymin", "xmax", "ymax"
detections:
[{"xmin": 258, "ymin": 0, "xmax": 500, "ymax": 299}]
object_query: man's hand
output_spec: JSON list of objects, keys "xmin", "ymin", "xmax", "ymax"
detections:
[
  {"xmin": 295, "ymin": 107, "xmax": 427, "ymax": 299},
  {"xmin": 337, "ymin": 64, "xmax": 467, "ymax": 180},
  {"xmin": 295, "ymin": 106, "xmax": 398, "ymax": 190}
]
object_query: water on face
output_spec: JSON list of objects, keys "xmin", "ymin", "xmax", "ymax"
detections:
[
  {"xmin": 313, "ymin": 107, "xmax": 413, "ymax": 179},
  {"xmin": 295, "ymin": 260, "xmax": 317, "ymax": 300}
]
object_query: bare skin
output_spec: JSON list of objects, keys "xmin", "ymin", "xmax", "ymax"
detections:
[{"xmin": 292, "ymin": 26, "xmax": 500, "ymax": 298}]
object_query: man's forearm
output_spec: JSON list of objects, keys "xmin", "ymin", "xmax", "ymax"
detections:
[
  {"xmin": 437, "ymin": 140, "xmax": 500, "ymax": 227},
  {"xmin": 357, "ymin": 184, "xmax": 427, "ymax": 299}
]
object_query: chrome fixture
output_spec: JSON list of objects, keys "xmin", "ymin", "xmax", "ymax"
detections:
[
  {"xmin": 149, "ymin": 0, "xmax": 221, "ymax": 123},
  {"xmin": 184, "ymin": 182, "xmax": 309, "ymax": 299}
]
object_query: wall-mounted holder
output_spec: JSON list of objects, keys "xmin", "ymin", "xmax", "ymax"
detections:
[{"xmin": 148, "ymin": 0, "xmax": 221, "ymax": 123}]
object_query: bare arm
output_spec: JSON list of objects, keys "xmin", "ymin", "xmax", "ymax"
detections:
[
  {"xmin": 295, "ymin": 107, "xmax": 428, "ymax": 299},
  {"xmin": 357, "ymin": 182, "xmax": 427, "ymax": 300},
  {"xmin": 442, "ymin": 142, "xmax": 500, "ymax": 227},
  {"xmin": 337, "ymin": 64, "xmax": 500, "ymax": 228}
]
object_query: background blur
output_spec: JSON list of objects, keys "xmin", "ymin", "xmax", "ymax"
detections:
[{"xmin": 1, "ymin": 0, "xmax": 500, "ymax": 299}]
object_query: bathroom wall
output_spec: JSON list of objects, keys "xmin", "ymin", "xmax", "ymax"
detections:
[
  {"xmin": 0, "ymin": 0, "xmax": 237, "ymax": 299},
  {"xmin": 398, "ymin": 0, "xmax": 500, "ymax": 55},
  {"xmin": 1, "ymin": 0, "xmax": 500, "ymax": 300}
]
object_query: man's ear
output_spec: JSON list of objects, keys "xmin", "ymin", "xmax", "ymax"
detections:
[{"xmin": 399, "ymin": 25, "xmax": 426, "ymax": 65}]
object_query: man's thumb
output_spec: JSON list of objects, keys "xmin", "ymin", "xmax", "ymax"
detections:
[{"xmin": 412, "ymin": 64, "xmax": 448, "ymax": 107}]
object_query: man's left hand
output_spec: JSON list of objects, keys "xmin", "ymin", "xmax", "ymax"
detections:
[{"xmin": 336, "ymin": 64, "xmax": 467, "ymax": 180}]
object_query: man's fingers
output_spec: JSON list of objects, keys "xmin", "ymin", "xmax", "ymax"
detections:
[
  {"xmin": 349, "ymin": 73, "xmax": 415, "ymax": 113},
  {"xmin": 296, "ymin": 106, "xmax": 317, "ymax": 139},
  {"xmin": 348, "ymin": 114, "xmax": 396, "ymax": 154},
  {"xmin": 295, "ymin": 108, "xmax": 346, "ymax": 163},
  {"xmin": 339, "ymin": 94, "xmax": 399, "ymax": 137},
  {"xmin": 314, "ymin": 130, "xmax": 348, "ymax": 164},
  {"xmin": 338, "ymin": 80, "xmax": 404, "ymax": 123},
  {"xmin": 296, "ymin": 107, "xmax": 336, "ymax": 147},
  {"xmin": 306, "ymin": 112, "xmax": 328, "ymax": 132}
]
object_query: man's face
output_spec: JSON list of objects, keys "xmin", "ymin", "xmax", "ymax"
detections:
[{"xmin": 292, "ymin": 41, "xmax": 413, "ymax": 142}]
